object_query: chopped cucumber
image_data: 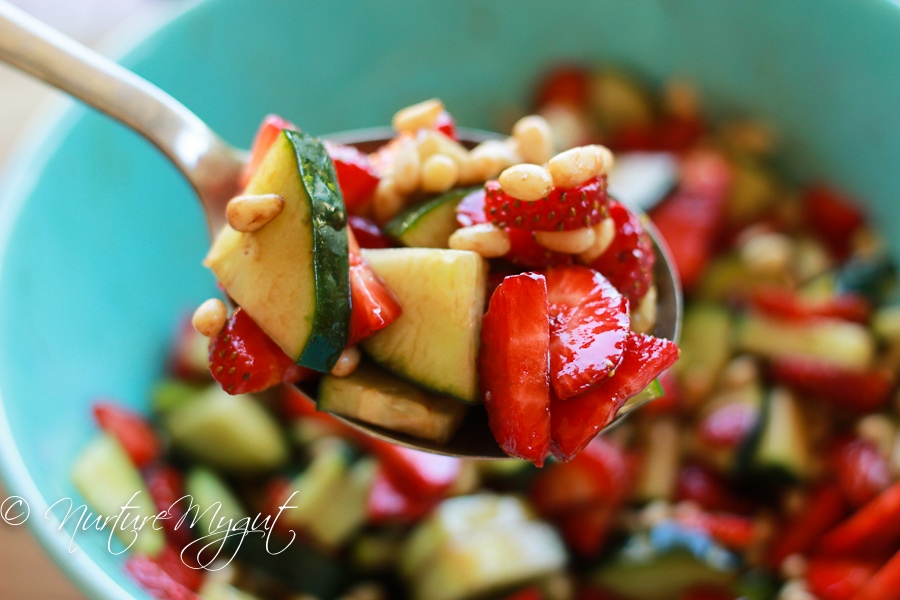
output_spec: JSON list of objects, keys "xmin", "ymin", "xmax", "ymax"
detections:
[
  {"xmin": 199, "ymin": 581, "xmax": 261, "ymax": 600},
  {"xmin": 385, "ymin": 187, "xmax": 477, "ymax": 248},
  {"xmin": 697, "ymin": 380, "xmax": 765, "ymax": 475},
  {"xmin": 751, "ymin": 387, "xmax": 812, "ymax": 482},
  {"xmin": 280, "ymin": 437, "xmax": 353, "ymax": 532},
  {"xmin": 306, "ymin": 457, "xmax": 377, "ymax": 550},
  {"xmin": 318, "ymin": 361, "xmax": 468, "ymax": 444},
  {"xmin": 360, "ymin": 247, "xmax": 488, "ymax": 403},
  {"xmin": 589, "ymin": 521, "xmax": 741, "ymax": 600},
  {"xmin": 675, "ymin": 302, "xmax": 733, "ymax": 401},
  {"xmin": 735, "ymin": 312, "xmax": 875, "ymax": 369},
  {"xmin": 163, "ymin": 385, "xmax": 289, "ymax": 474},
  {"xmin": 70, "ymin": 433, "xmax": 165, "ymax": 556},
  {"xmin": 183, "ymin": 467, "xmax": 247, "ymax": 541},
  {"xmin": 620, "ymin": 377, "xmax": 665, "ymax": 412},
  {"xmin": 151, "ymin": 378, "xmax": 204, "ymax": 414},
  {"xmin": 633, "ymin": 417, "xmax": 680, "ymax": 502}
]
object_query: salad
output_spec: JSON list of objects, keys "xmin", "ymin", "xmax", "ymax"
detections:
[{"xmin": 69, "ymin": 63, "xmax": 900, "ymax": 600}]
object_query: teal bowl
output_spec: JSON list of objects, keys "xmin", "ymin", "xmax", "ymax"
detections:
[{"xmin": 2, "ymin": 0, "xmax": 900, "ymax": 597}]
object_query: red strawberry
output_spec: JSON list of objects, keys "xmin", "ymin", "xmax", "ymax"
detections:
[
  {"xmin": 167, "ymin": 316, "xmax": 213, "ymax": 381},
  {"xmin": 208, "ymin": 308, "xmax": 310, "ymax": 394},
  {"xmin": 854, "ymin": 547, "xmax": 900, "ymax": 600},
  {"xmin": 546, "ymin": 266, "xmax": 630, "ymax": 399},
  {"xmin": 535, "ymin": 64, "xmax": 591, "ymax": 109},
  {"xmin": 557, "ymin": 502, "xmax": 616, "ymax": 557},
  {"xmin": 367, "ymin": 465, "xmax": 442, "ymax": 524},
  {"xmin": 348, "ymin": 214, "xmax": 393, "ymax": 249},
  {"xmin": 696, "ymin": 401, "xmax": 759, "ymax": 449},
  {"xmin": 830, "ymin": 437, "xmax": 892, "ymax": 508},
  {"xmin": 484, "ymin": 176, "xmax": 609, "ymax": 232},
  {"xmin": 550, "ymin": 332, "xmax": 679, "ymax": 461},
  {"xmin": 92, "ymin": 401, "xmax": 162, "ymax": 468},
  {"xmin": 480, "ymin": 272, "xmax": 551, "ymax": 466},
  {"xmin": 435, "ymin": 109, "xmax": 457, "ymax": 139},
  {"xmin": 125, "ymin": 553, "xmax": 200, "ymax": 600},
  {"xmin": 674, "ymin": 509, "xmax": 757, "ymax": 551},
  {"xmin": 749, "ymin": 286, "xmax": 871, "ymax": 324},
  {"xmin": 588, "ymin": 200, "xmax": 655, "ymax": 305},
  {"xmin": 805, "ymin": 556, "xmax": 878, "ymax": 600},
  {"xmin": 241, "ymin": 114, "xmax": 297, "ymax": 188},
  {"xmin": 324, "ymin": 141, "xmax": 381, "ymax": 212},
  {"xmin": 144, "ymin": 465, "xmax": 195, "ymax": 551},
  {"xmin": 766, "ymin": 483, "xmax": 848, "ymax": 569},
  {"xmin": 820, "ymin": 480, "xmax": 900, "ymax": 558},
  {"xmin": 769, "ymin": 357, "xmax": 894, "ymax": 414},
  {"xmin": 675, "ymin": 463, "xmax": 753, "ymax": 514},
  {"xmin": 368, "ymin": 443, "xmax": 463, "ymax": 499},
  {"xmin": 347, "ymin": 229, "xmax": 402, "ymax": 346},
  {"xmin": 802, "ymin": 184, "xmax": 866, "ymax": 259}
]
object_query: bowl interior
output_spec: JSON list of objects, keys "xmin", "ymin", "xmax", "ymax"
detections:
[{"xmin": 1, "ymin": 0, "xmax": 900, "ymax": 598}]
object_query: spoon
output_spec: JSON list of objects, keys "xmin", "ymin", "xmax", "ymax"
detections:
[{"xmin": 0, "ymin": 2, "xmax": 681, "ymax": 459}]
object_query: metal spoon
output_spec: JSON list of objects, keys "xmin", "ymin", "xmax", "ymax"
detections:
[{"xmin": 0, "ymin": 2, "xmax": 681, "ymax": 459}]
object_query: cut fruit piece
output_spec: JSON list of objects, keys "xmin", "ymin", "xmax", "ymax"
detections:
[
  {"xmin": 347, "ymin": 229, "xmax": 402, "ymax": 346},
  {"xmin": 317, "ymin": 361, "xmax": 468, "ymax": 444},
  {"xmin": 587, "ymin": 199, "xmax": 655, "ymax": 305},
  {"xmin": 70, "ymin": 433, "xmax": 165, "ymax": 556},
  {"xmin": 750, "ymin": 387, "xmax": 813, "ymax": 482},
  {"xmin": 385, "ymin": 187, "xmax": 478, "ymax": 248},
  {"xmin": 360, "ymin": 248, "xmax": 487, "ymax": 403},
  {"xmin": 546, "ymin": 266, "xmax": 630, "ymax": 400},
  {"xmin": 204, "ymin": 130, "xmax": 350, "ymax": 372},
  {"xmin": 550, "ymin": 332, "xmax": 679, "ymax": 461},
  {"xmin": 480, "ymin": 272, "xmax": 551, "ymax": 465}
]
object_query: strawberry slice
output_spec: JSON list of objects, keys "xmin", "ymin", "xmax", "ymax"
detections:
[
  {"xmin": 802, "ymin": 184, "xmax": 866, "ymax": 259},
  {"xmin": 768, "ymin": 357, "xmax": 894, "ymax": 414},
  {"xmin": 546, "ymin": 266, "xmax": 630, "ymax": 399},
  {"xmin": 550, "ymin": 332, "xmax": 679, "ymax": 461},
  {"xmin": 241, "ymin": 114, "xmax": 298, "ymax": 188},
  {"xmin": 208, "ymin": 308, "xmax": 311, "ymax": 394},
  {"xmin": 125, "ymin": 553, "xmax": 201, "ymax": 600},
  {"xmin": 348, "ymin": 215, "xmax": 393, "ymax": 249},
  {"xmin": 92, "ymin": 401, "xmax": 162, "ymax": 468},
  {"xmin": 367, "ymin": 465, "xmax": 443, "ymax": 525},
  {"xmin": 766, "ymin": 483, "xmax": 848, "ymax": 569},
  {"xmin": 324, "ymin": 141, "xmax": 381, "ymax": 212},
  {"xmin": 805, "ymin": 556, "xmax": 878, "ymax": 600},
  {"xmin": 347, "ymin": 229, "xmax": 402, "ymax": 346},
  {"xmin": 830, "ymin": 437, "xmax": 892, "ymax": 508},
  {"xmin": 675, "ymin": 463, "xmax": 753, "ymax": 514},
  {"xmin": 587, "ymin": 199, "xmax": 655, "ymax": 305},
  {"xmin": 484, "ymin": 176, "xmax": 609, "ymax": 232},
  {"xmin": 674, "ymin": 509, "xmax": 757, "ymax": 551},
  {"xmin": 435, "ymin": 109, "xmax": 457, "ymax": 139},
  {"xmin": 820, "ymin": 480, "xmax": 900, "ymax": 558},
  {"xmin": 853, "ymin": 547, "xmax": 900, "ymax": 600},
  {"xmin": 144, "ymin": 465, "xmax": 195, "ymax": 551},
  {"xmin": 479, "ymin": 272, "xmax": 551, "ymax": 466},
  {"xmin": 749, "ymin": 286, "xmax": 871, "ymax": 324},
  {"xmin": 534, "ymin": 64, "xmax": 591, "ymax": 109}
]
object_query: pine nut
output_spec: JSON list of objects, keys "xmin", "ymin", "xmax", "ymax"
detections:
[
  {"xmin": 420, "ymin": 154, "xmax": 459, "ymax": 193},
  {"xmin": 226, "ymin": 193, "xmax": 285, "ymax": 232},
  {"xmin": 539, "ymin": 104, "xmax": 592, "ymax": 152},
  {"xmin": 330, "ymin": 346, "xmax": 361, "ymax": 378},
  {"xmin": 448, "ymin": 224, "xmax": 511, "ymax": 258},
  {"xmin": 416, "ymin": 129, "xmax": 469, "ymax": 165},
  {"xmin": 512, "ymin": 114, "xmax": 554, "ymax": 164},
  {"xmin": 548, "ymin": 145, "xmax": 613, "ymax": 189},
  {"xmin": 466, "ymin": 139, "xmax": 521, "ymax": 182},
  {"xmin": 498, "ymin": 163, "xmax": 553, "ymax": 201},
  {"xmin": 391, "ymin": 138, "xmax": 420, "ymax": 194},
  {"xmin": 534, "ymin": 226, "xmax": 596, "ymax": 254},
  {"xmin": 577, "ymin": 217, "xmax": 616, "ymax": 263},
  {"xmin": 630, "ymin": 285, "xmax": 657, "ymax": 334},
  {"xmin": 392, "ymin": 98, "xmax": 444, "ymax": 134},
  {"xmin": 192, "ymin": 298, "xmax": 228, "ymax": 338},
  {"xmin": 740, "ymin": 231, "xmax": 793, "ymax": 276},
  {"xmin": 372, "ymin": 178, "xmax": 405, "ymax": 224}
]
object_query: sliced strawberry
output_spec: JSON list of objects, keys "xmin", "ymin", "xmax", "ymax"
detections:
[
  {"xmin": 643, "ymin": 368, "xmax": 681, "ymax": 416},
  {"xmin": 749, "ymin": 286, "xmax": 871, "ymax": 324},
  {"xmin": 649, "ymin": 150, "xmax": 731, "ymax": 290},
  {"xmin": 820, "ymin": 480, "xmax": 900, "ymax": 558},
  {"xmin": 367, "ymin": 465, "xmax": 442, "ymax": 525},
  {"xmin": 696, "ymin": 401, "xmax": 759, "ymax": 449},
  {"xmin": 766, "ymin": 483, "xmax": 848, "ymax": 569},
  {"xmin": 479, "ymin": 272, "xmax": 551, "ymax": 466},
  {"xmin": 153, "ymin": 544, "xmax": 204, "ymax": 592},
  {"xmin": 557, "ymin": 502, "xmax": 616, "ymax": 557},
  {"xmin": 587, "ymin": 200, "xmax": 655, "ymax": 305},
  {"xmin": 125, "ymin": 553, "xmax": 200, "ymax": 600},
  {"xmin": 324, "ymin": 141, "xmax": 381, "ymax": 212},
  {"xmin": 550, "ymin": 332, "xmax": 679, "ymax": 461},
  {"xmin": 208, "ymin": 308, "xmax": 311, "ymax": 394},
  {"xmin": 546, "ymin": 266, "xmax": 630, "ymax": 399},
  {"xmin": 805, "ymin": 556, "xmax": 879, "ymax": 600},
  {"xmin": 144, "ymin": 465, "xmax": 195, "ymax": 551},
  {"xmin": 167, "ymin": 316, "xmax": 213, "ymax": 381},
  {"xmin": 802, "ymin": 184, "xmax": 866, "ymax": 259},
  {"xmin": 769, "ymin": 357, "xmax": 894, "ymax": 414},
  {"xmin": 241, "ymin": 114, "xmax": 297, "ymax": 188},
  {"xmin": 435, "ymin": 109, "xmax": 457, "ymax": 139},
  {"xmin": 853, "ymin": 547, "xmax": 900, "ymax": 600},
  {"xmin": 535, "ymin": 64, "xmax": 591, "ymax": 109},
  {"xmin": 92, "ymin": 401, "xmax": 162, "ymax": 468},
  {"xmin": 367, "ymin": 442, "xmax": 462, "ymax": 499},
  {"xmin": 484, "ymin": 176, "xmax": 609, "ymax": 232},
  {"xmin": 830, "ymin": 437, "xmax": 892, "ymax": 508},
  {"xmin": 348, "ymin": 214, "xmax": 392, "ymax": 249},
  {"xmin": 531, "ymin": 436, "xmax": 632, "ymax": 515},
  {"xmin": 675, "ymin": 463, "xmax": 754, "ymax": 514},
  {"xmin": 674, "ymin": 509, "xmax": 757, "ymax": 551},
  {"xmin": 500, "ymin": 588, "xmax": 544, "ymax": 600},
  {"xmin": 347, "ymin": 228, "xmax": 402, "ymax": 346}
]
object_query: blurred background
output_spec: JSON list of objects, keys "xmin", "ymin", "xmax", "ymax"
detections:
[{"xmin": 0, "ymin": 1, "xmax": 179, "ymax": 596}]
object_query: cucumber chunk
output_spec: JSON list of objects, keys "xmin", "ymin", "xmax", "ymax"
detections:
[
  {"xmin": 384, "ymin": 187, "xmax": 476, "ymax": 248},
  {"xmin": 751, "ymin": 387, "xmax": 813, "ymax": 482},
  {"xmin": 70, "ymin": 433, "xmax": 165, "ymax": 556},
  {"xmin": 318, "ymin": 361, "xmax": 467, "ymax": 444},
  {"xmin": 183, "ymin": 467, "xmax": 247, "ymax": 540},
  {"xmin": 163, "ymin": 385, "xmax": 289, "ymax": 474},
  {"xmin": 280, "ymin": 437, "xmax": 353, "ymax": 532},
  {"xmin": 360, "ymin": 247, "xmax": 487, "ymax": 403},
  {"xmin": 305, "ymin": 457, "xmax": 376, "ymax": 550}
]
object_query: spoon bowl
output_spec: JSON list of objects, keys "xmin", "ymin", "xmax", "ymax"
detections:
[{"xmin": 0, "ymin": 2, "xmax": 681, "ymax": 459}]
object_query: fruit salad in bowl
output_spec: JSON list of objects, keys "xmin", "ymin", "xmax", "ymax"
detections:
[{"xmin": 189, "ymin": 99, "xmax": 679, "ymax": 467}]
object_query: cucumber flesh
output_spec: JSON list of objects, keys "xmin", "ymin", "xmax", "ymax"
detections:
[
  {"xmin": 70, "ymin": 433, "xmax": 165, "ymax": 556},
  {"xmin": 620, "ymin": 377, "xmax": 665, "ymax": 412},
  {"xmin": 751, "ymin": 387, "xmax": 812, "ymax": 482},
  {"xmin": 385, "ymin": 187, "xmax": 477, "ymax": 248},
  {"xmin": 306, "ymin": 457, "xmax": 377, "ymax": 550},
  {"xmin": 318, "ymin": 361, "xmax": 468, "ymax": 445},
  {"xmin": 280, "ymin": 437, "xmax": 352, "ymax": 531},
  {"xmin": 183, "ymin": 467, "xmax": 247, "ymax": 541}
]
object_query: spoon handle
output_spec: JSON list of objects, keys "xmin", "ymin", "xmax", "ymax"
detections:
[{"xmin": 0, "ymin": 2, "xmax": 243, "ymax": 225}]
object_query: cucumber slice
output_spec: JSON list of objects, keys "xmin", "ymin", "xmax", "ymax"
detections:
[
  {"xmin": 70, "ymin": 433, "xmax": 165, "ymax": 556},
  {"xmin": 384, "ymin": 187, "xmax": 477, "ymax": 248},
  {"xmin": 318, "ymin": 361, "xmax": 468, "ymax": 444},
  {"xmin": 633, "ymin": 417, "xmax": 680, "ymax": 502},
  {"xmin": 360, "ymin": 247, "xmax": 487, "ymax": 403},
  {"xmin": 410, "ymin": 519, "xmax": 567, "ymax": 600},
  {"xmin": 675, "ymin": 302, "xmax": 733, "ymax": 400},
  {"xmin": 589, "ymin": 521, "xmax": 740, "ymax": 600},
  {"xmin": 163, "ymin": 385, "xmax": 289, "ymax": 474},
  {"xmin": 751, "ymin": 387, "xmax": 812, "ymax": 482},
  {"xmin": 199, "ymin": 582, "xmax": 261, "ymax": 600},
  {"xmin": 619, "ymin": 377, "xmax": 664, "ymax": 412},
  {"xmin": 306, "ymin": 457, "xmax": 377, "ymax": 550},
  {"xmin": 205, "ymin": 130, "xmax": 350, "ymax": 371},
  {"xmin": 151, "ymin": 378, "xmax": 203, "ymax": 414},
  {"xmin": 735, "ymin": 312, "xmax": 875, "ymax": 369},
  {"xmin": 183, "ymin": 467, "xmax": 247, "ymax": 540},
  {"xmin": 280, "ymin": 437, "xmax": 352, "ymax": 531}
]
